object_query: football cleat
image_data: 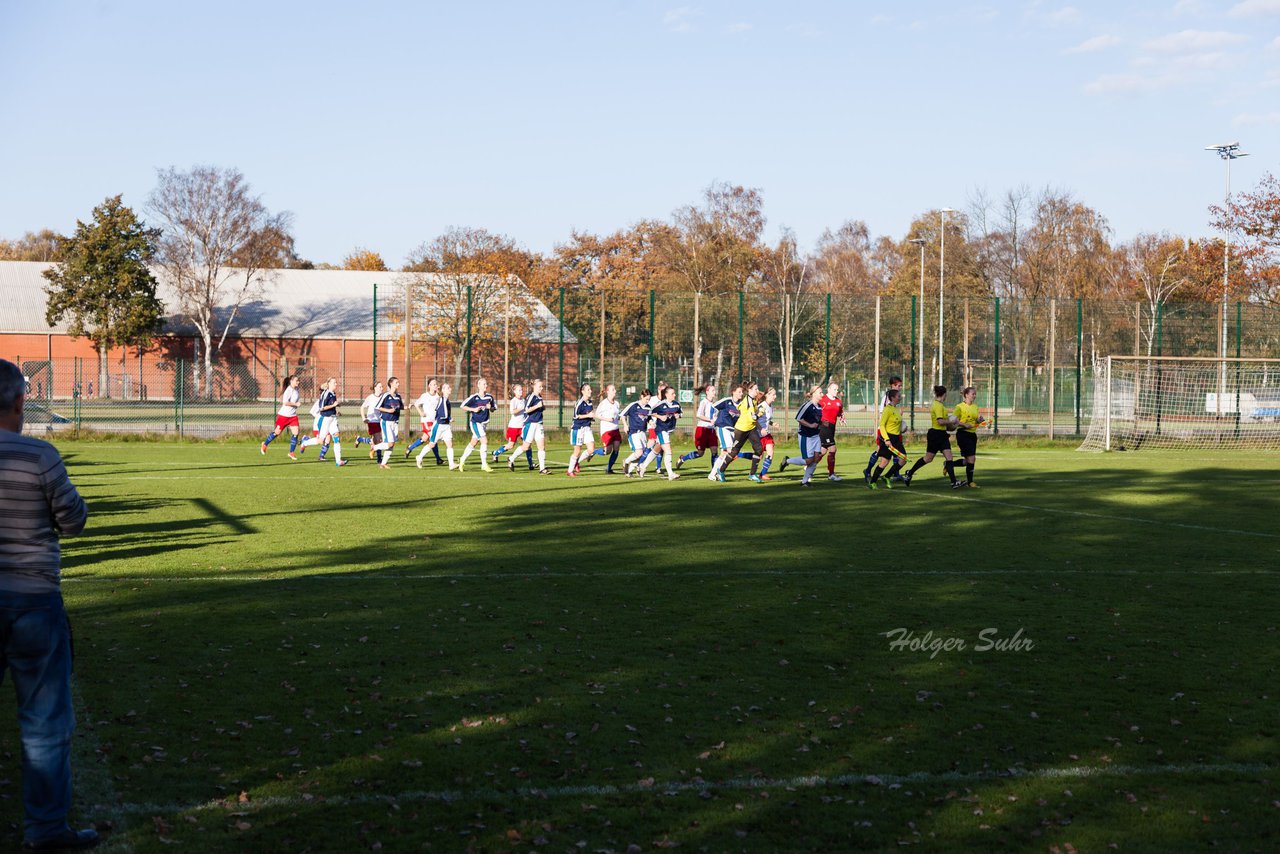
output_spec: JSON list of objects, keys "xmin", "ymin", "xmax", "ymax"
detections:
[
  {"xmin": 480, "ymin": 464, "xmax": 493, "ymax": 473},
  {"xmin": 448, "ymin": 464, "xmax": 459, "ymax": 471},
  {"xmin": 260, "ymin": 442, "xmax": 268, "ymax": 455},
  {"xmin": 968, "ymin": 482, "xmax": 979, "ymax": 488},
  {"xmin": 748, "ymin": 474, "xmax": 762, "ymax": 483},
  {"xmin": 673, "ymin": 458, "xmax": 684, "ymax": 471},
  {"xmin": 778, "ymin": 458, "xmax": 789, "ymax": 473},
  {"xmin": 287, "ymin": 452, "xmax": 298, "ymax": 461},
  {"xmin": 864, "ymin": 476, "xmax": 876, "ymax": 490},
  {"xmin": 668, "ymin": 473, "xmax": 680, "ymax": 481},
  {"xmin": 760, "ymin": 474, "xmax": 772, "ymax": 482},
  {"xmin": 716, "ymin": 472, "xmax": 725, "ymax": 482},
  {"xmin": 335, "ymin": 460, "xmax": 348, "ymax": 467},
  {"xmin": 539, "ymin": 468, "xmax": 551, "ymax": 475},
  {"xmin": 416, "ymin": 457, "xmax": 424, "ymax": 469},
  {"xmin": 951, "ymin": 480, "xmax": 964, "ymax": 489},
  {"xmin": 828, "ymin": 474, "xmax": 843, "ymax": 482}
]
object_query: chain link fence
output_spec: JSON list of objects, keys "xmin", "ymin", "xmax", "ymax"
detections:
[{"xmin": 15, "ymin": 295, "xmax": 1279, "ymax": 440}]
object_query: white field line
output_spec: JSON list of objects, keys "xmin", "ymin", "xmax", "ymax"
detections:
[
  {"xmin": 905, "ymin": 490, "xmax": 1280, "ymax": 540},
  {"xmin": 111, "ymin": 761, "xmax": 1275, "ymax": 816},
  {"xmin": 61, "ymin": 566, "xmax": 1278, "ymax": 584}
]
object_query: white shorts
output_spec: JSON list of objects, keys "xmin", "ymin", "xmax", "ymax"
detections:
[
  {"xmin": 469, "ymin": 420, "xmax": 488, "ymax": 440},
  {"xmin": 627, "ymin": 433, "xmax": 648, "ymax": 452},
  {"xmin": 570, "ymin": 426, "xmax": 593, "ymax": 446},
  {"xmin": 521, "ymin": 422, "xmax": 545, "ymax": 443},
  {"xmin": 318, "ymin": 416, "xmax": 340, "ymax": 439},
  {"xmin": 655, "ymin": 429, "xmax": 673, "ymax": 446},
  {"xmin": 799, "ymin": 434, "xmax": 821, "ymax": 459},
  {"xmin": 716, "ymin": 426, "xmax": 735, "ymax": 449},
  {"xmin": 429, "ymin": 423, "xmax": 453, "ymax": 444},
  {"xmin": 380, "ymin": 420, "xmax": 400, "ymax": 444}
]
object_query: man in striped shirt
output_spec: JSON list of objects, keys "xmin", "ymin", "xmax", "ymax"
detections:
[{"xmin": 0, "ymin": 359, "xmax": 99, "ymax": 851}]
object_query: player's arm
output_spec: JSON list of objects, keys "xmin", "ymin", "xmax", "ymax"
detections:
[{"xmin": 525, "ymin": 397, "xmax": 544, "ymax": 414}]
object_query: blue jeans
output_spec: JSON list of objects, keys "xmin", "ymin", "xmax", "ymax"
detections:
[{"xmin": 0, "ymin": 591, "xmax": 75, "ymax": 843}]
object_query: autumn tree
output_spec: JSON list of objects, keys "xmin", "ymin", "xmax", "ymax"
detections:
[
  {"xmin": 759, "ymin": 229, "xmax": 817, "ymax": 420},
  {"xmin": 148, "ymin": 165, "xmax": 294, "ymax": 397},
  {"xmin": 42, "ymin": 196, "xmax": 164, "ymax": 394},
  {"xmin": 657, "ymin": 182, "xmax": 764, "ymax": 387},
  {"xmin": 1211, "ymin": 171, "xmax": 1280, "ymax": 305},
  {"xmin": 342, "ymin": 247, "xmax": 388, "ymax": 271},
  {"xmin": 0, "ymin": 228, "xmax": 63, "ymax": 262},
  {"xmin": 1116, "ymin": 233, "xmax": 1188, "ymax": 355}
]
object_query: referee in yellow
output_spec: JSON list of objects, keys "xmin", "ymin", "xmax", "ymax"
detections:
[
  {"xmin": 866, "ymin": 387, "xmax": 908, "ymax": 489},
  {"xmin": 953, "ymin": 385, "xmax": 986, "ymax": 487}
]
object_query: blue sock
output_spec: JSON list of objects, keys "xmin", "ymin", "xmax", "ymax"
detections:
[
  {"xmin": 263, "ymin": 433, "xmax": 276, "ymax": 446},
  {"xmin": 433, "ymin": 446, "xmax": 443, "ymax": 461},
  {"xmin": 525, "ymin": 449, "xmax": 534, "ymax": 467},
  {"xmin": 680, "ymin": 451, "xmax": 698, "ymax": 462},
  {"xmin": 592, "ymin": 448, "xmax": 607, "ymax": 456},
  {"xmin": 607, "ymin": 449, "xmax": 618, "ymax": 470},
  {"xmin": 761, "ymin": 457, "xmax": 772, "ymax": 475},
  {"xmin": 738, "ymin": 452, "xmax": 755, "ymax": 461},
  {"xmin": 289, "ymin": 436, "xmax": 298, "ymax": 452},
  {"xmin": 639, "ymin": 448, "xmax": 652, "ymax": 462},
  {"xmin": 864, "ymin": 451, "xmax": 877, "ymax": 475},
  {"xmin": 407, "ymin": 436, "xmax": 423, "ymax": 452},
  {"xmin": 319, "ymin": 447, "xmax": 328, "ymax": 460}
]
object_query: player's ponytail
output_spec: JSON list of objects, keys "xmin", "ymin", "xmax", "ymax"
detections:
[
  {"xmin": 934, "ymin": 385, "xmax": 947, "ymax": 398},
  {"xmin": 282, "ymin": 375, "xmax": 295, "ymax": 392}
]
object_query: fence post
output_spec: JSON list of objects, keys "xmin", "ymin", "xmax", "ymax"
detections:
[
  {"xmin": 177, "ymin": 358, "xmax": 185, "ymax": 438},
  {"xmin": 1075, "ymin": 298, "xmax": 1083, "ymax": 435},
  {"xmin": 1048, "ymin": 298, "xmax": 1056, "ymax": 440},
  {"xmin": 1155, "ymin": 303, "xmax": 1164, "ymax": 435},
  {"xmin": 737, "ymin": 290, "xmax": 744, "ymax": 380},
  {"xmin": 372, "ymin": 283, "xmax": 378, "ymax": 386},
  {"xmin": 558, "ymin": 287, "xmax": 565, "ymax": 430},
  {"xmin": 466, "ymin": 284, "xmax": 473, "ymax": 393},
  {"xmin": 824, "ymin": 292, "xmax": 831, "ymax": 383},
  {"xmin": 648, "ymin": 289, "xmax": 655, "ymax": 391},
  {"xmin": 1235, "ymin": 301, "xmax": 1242, "ymax": 438},
  {"xmin": 873, "ymin": 295, "xmax": 881, "ymax": 415},
  {"xmin": 909, "ymin": 295, "xmax": 917, "ymax": 432},
  {"xmin": 993, "ymin": 297, "xmax": 1001, "ymax": 435},
  {"xmin": 74, "ymin": 357, "xmax": 81, "ymax": 435}
]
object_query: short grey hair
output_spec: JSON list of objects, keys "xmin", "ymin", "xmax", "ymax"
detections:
[{"xmin": 0, "ymin": 359, "xmax": 26, "ymax": 412}]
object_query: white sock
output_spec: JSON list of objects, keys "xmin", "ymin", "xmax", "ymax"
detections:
[
  {"xmin": 300, "ymin": 436, "xmax": 319, "ymax": 448},
  {"xmin": 664, "ymin": 453, "xmax": 675, "ymax": 477},
  {"xmin": 446, "ymin": 447, "xmax": 455, "ymax": 467},
  {"xmin": 373, "ymin": 441, "xmax": 391, "ymax": 451},
  {"xmin": 802, "ymin": 463, "xmax": 817, "ymax": 483},
  {"xmin": 567, "ymin": 450, "xmax": 580, "ymax": 471},
  {"xmin": 786, "ymin": 456, "xmax": 805, "ymax": 466},
  {"xmin": 537, "ymin": 449, "xmax": 546, "ymax": 470},
  {"xmin": 332, "ymin": 441, "xmax": 343, "ymax": 464},
  {"xmin": 459, "ymin": 446, "xmax": 473, "ymax": 465},
  {"xmin": 416, "ymin": 445, "xmax": 429, "ymax": 462}
]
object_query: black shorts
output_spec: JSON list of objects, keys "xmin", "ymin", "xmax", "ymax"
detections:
[
  {"xmin": 926, "ymin": 428, "xmax": 951, "ymax": 454},
  {"xmin": 956, "ymin": 430, "xmax": 977, "ymax": 457},
  {"xmin": 730, "ymin": 428, "xmax": 763, "ymax": 457},
  {"xmin": 877, "ymin": 433, "xmax": 906, "ymax": 460},
  {"xmin": 819, "ymin": 422, "xmax": 838, "ymax": 449}
]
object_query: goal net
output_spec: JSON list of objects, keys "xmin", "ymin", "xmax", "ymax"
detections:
[{"xmin": 1080, "ymin": 356, "xmax": 1280, "ymax": 451}]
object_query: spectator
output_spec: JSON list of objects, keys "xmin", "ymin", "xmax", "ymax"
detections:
[{"xmin": 0, "ymin": 359, "xmax": 98, "ymax": 851}]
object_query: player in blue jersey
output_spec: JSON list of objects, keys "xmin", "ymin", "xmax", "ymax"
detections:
[
  {"xmin": 566, "ymin": 383, "xmax": 596, "ymax": 477},
  {"xmin": 779, "ymin": 386, "xmax": 829, "ymax": 486},
  {"xmin": 298, "ymin": 377, "xmax": 348, "ymax": 466},
  {"xmin": 491, "ymin": 382, "xmax": 534, "ymax": 469},
  {"xmin": 645, "ymin": 385, "xmax": 682, "ymax": 480},
  {"xmin": 371, "ymin": 377, "xmax": 404, "ymax": 469},
  {"xmin": 415, "ymin": 382, "xmax": 457, "ymax": 470},
  {"xmin": 405, "ymin": 379, "xmax": 446, "ymax": 465},
  {"xmin": 260, "ymin": 374, "xmax": 303, "ymax": 459},
  {"xmin": 457, "ymin": 378, "xmax": 497, "ymax": 472},
  {"xmin": 507, "ymin": 378, "xmax": 549, "ymax": 474},
  {"xmin": 619, "ymin": 390, "xmax": 654, "ymax": 478}
]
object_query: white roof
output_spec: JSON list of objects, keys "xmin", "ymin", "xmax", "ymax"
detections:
[{"xmin": 0, "ymin": 261, "xmax": 572, "ymax": 343}]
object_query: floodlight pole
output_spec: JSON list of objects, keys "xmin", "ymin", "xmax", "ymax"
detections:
[
  {"xmin": 939, "ymin": 208, "xmax": 954, "ymax": 387},
  {"xmin": 1206, "ymin": 143, "xmax": 1248, "ymax": 410},
  {"xmin": 909, "ymin": 238, "xmax": 927, "ymax": 404}
]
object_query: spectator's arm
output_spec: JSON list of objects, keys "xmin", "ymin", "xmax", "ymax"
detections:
[{"xmin": 43, "ymin": 455, "xmax": 87, "ymax": 537}]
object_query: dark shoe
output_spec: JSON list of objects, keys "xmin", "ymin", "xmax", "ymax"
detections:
[{"xmin": 23, "ymin": 827, "xmax": 100, "ymax": 850}]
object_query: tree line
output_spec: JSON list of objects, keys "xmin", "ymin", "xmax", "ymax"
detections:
[{"xmin": 10, "ymin": 165, "xmax": 1280, "ymax": 397}]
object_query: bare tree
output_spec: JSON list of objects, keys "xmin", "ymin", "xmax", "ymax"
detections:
[
  {"xmin": 148, "ymin": 165, "xmax": 293, "ymax": 396},
  {"xmin": 760, "ymin": 229, "xmax": 817, "ymax": 426},
  {"xmin": 1119, "ymin": 233, "xmax": 1187, "ymax": 355}
]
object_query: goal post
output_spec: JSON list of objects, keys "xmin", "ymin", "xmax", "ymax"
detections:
[{"xmin": 1080, "ymin": 356, "xmax": 1280, "ymax": 451}]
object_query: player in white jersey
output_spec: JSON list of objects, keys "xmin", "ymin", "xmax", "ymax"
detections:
[
  {"xmin": 260, "ymin": 374, "xmax": 303, "ymax": 459},
  {"xmin": 353, "ymin": 381, "xmax": 384, "ymax": 459},
  {"xmin": 674, "ymin": 383, "xmax": 717, "ymax": 471},
  {"xmin": 589, "ymin": 384, "xmax": 622, "ymax": 473},
  {"xmin": 405, "ymin": 379, "xmax": 446, "ymax": 465},
  {"xmin": 491, "ymin": 383, "xmax": 533, "ymax": 469}
]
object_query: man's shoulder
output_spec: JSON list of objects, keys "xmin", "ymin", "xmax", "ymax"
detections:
[{"xmin": 0, "ymin": 430, "xmax": 61, "ymax": 465}]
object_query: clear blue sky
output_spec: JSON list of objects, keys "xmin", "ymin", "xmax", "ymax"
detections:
[{"xmin": 1, "ymin": 0, "xmax": 1276, "ymax": 265}]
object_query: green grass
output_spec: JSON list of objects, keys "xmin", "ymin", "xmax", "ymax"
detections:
[{"xmin": 3, "ymin": 438, "xmax": 1277, "ymax": 852}]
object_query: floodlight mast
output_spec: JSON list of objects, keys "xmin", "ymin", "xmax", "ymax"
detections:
[
  {"xmin": 1205, "ymin": 142, "xmax": 1249, "ymax": 408},
  {"xmin": 938, "ymin": 208, "xmax": 954, "ymax": 387}
]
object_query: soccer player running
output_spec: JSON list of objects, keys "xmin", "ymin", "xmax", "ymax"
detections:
[
  {"xmin": 415, "ymin": 382, "xmax": 457, "ymax": 470},
  {"xmin": 507, "ymin": 378, "xmax": 550, "ymax": 474},
  {"xmin": 354, "ymin": 380, "xmax": 384, "ymax": 459},
  {"xmin": 866, "ymin": 388, "xmax": 908, "ymax": 489},
  {"xmin": 675, "ymin": 383, "xmax": 718, "ymax": 471},
  {"xmin": 636, "ymin": 380, "xmax": 669, "ymax": 472},
  {"xmin": 491, "ymin": 383, "xmax": 534, "ymax": 470},
  {"xmin": 904, "ymin": 385, "xmax": 960, "ymax": 488},
  {"xmin": 644, "ymin": 385, "xmax": 683, "ymax": 480},
  {"xmin": 952, "ymin": 385, "xmax": 986, "ymax": 488},
  {"xmin": 566, "ymin": 383, "xmax": 596, "ymax": 477},
  {"xmin": 371, "ymin": 377, "xmax": 404, "ymax": 469},
  {"xmin": 299, "ymin": 377, "xmax": 347, "ymax": 466},
  {"xmin": 710, "ymin": 382, "xmax": 765, "ymax": 483},
  {"xmin": 620, "ymin": 389, "xmax": 654, "ymax": 477},
  {"xmin": 780, "ymin": 385, "xmax": 827, "ymax": 486},
  {"xmin": 818, "ymin": 381, "xmax": 845, "ymax": 481},
  {"xmin": 590, "ymin": 383, "xmax": 622, "ymax": 473},
  {"xmin": 704, "ymin": 385, "xmax": 744, "ymax": 481},
  {"xmin": 405, "ymin": 379, "xmax": 446, "ymax": 466},
  {"xmin": 863, "ymin": 375, "xmax": 903, "ymax": 480},
  {"xmin": 457, "ymin": 378, "xmax": 497, "ymax": 473},
  {"xmin": 260, "ymin": 374, "xmax": 303, "ymax": 459},
  {"xmin": 745, "ymin": 386, "xmax": 779, "ymax": 481}
]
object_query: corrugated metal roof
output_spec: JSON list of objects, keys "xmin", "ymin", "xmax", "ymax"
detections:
[{"xmin": 0, "ymin": 261, "xmax": 574, "ymax": 343}]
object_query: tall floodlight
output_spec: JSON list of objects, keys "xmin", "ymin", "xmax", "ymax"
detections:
[
  {"xmin": 1205, "ymin": 142, "xmax": 1248, "ymax": 408},
  {"xmin": 938, "ymin": 208, "xmax": 954, "ymax": 386},
  {"xmin": 909, "ymin": 237, "xmax": 927, "ymax": 403}
]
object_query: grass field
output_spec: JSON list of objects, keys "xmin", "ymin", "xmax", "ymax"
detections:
[{"xmin": 2, "ymin": 437, "xmax": 1277, "ymax": 852}]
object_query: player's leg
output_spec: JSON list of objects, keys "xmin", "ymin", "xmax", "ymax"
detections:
[{"xmin": 535, "ymin": 429, "xmax": 547, "ymax": 473}]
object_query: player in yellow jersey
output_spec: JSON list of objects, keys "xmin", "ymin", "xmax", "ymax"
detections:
[
  {"xmin": 866, "ymin": 388, "xmax": 908, "ymax": 489},
  {"xmin": 903, "ymin": 385, "xmax": 960, "ymax": 488},
  {"xmin": 709, "ymin": 382, "xmax": 765, "ymax": 482},
  {"xmin": 952, "ymin": 385, "xmax": 986, "ymax": 487}
]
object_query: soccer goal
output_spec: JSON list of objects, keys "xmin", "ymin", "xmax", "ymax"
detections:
[{"xmin": 1080, "ymin": 356, "xmax": 1280, "ymax": 451}]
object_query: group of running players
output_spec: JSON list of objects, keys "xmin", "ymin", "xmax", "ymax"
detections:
[{"xmin": 258, "ymin": 373, "xmax": 986, "ymax": 487}]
